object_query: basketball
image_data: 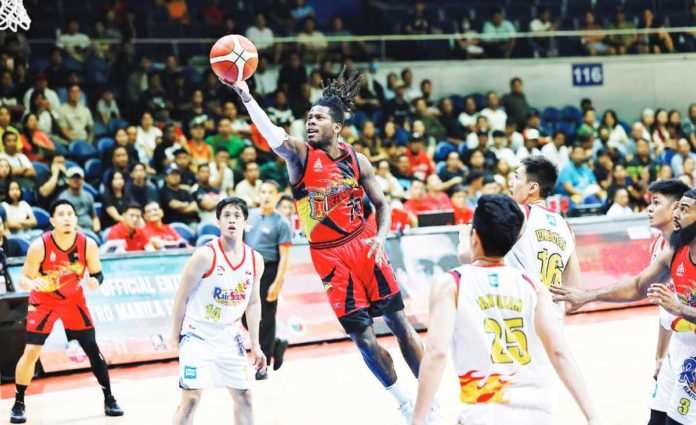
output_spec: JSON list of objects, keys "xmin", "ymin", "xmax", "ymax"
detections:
[{"xmin": 209, "ymin": 34, "xmax": 259, "ymax": 82}]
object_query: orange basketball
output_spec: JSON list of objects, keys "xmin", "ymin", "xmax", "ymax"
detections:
[{"xmin": 209, "ymin": 34, "xmax": 259, "ymax": 82}]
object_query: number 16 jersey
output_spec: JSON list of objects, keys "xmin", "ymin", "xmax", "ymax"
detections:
[{"xmin": 505, "ymin": 204, "xmax": 575, "ymax": 290}]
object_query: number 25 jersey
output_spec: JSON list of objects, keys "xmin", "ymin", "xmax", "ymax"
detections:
[
  {"xmin": 504, "ymin": 204, "xmax": 575, "ymax": 289},
  {"xmin": 449, "ymin": 264, "xmax": 552, "ymax": 413}
]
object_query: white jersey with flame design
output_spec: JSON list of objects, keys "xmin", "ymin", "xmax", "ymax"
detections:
[
  {"xmin": 182, "ymin": 239, "xmax": 257, "ymax": 340},
  {"xmin": 449, "ymin": 264, "xmax": 553, "ymax": 419},
  {"xmin": 505, "ymin": 204, "xmax": 575, "ymax": 289}
]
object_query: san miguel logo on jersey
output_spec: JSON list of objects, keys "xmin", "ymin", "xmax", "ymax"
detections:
[
  {"xmin": 677, "ymin": 263, "xmax": 686, "ymax": 277},
  {"xmin": 212, "ymin": 280, "xmax": 251, "ymax": 306},
  {"xmin": 308, "ymin": 176, "xmax": 361, "ymax": 221},
  {"xmin": 37, "ymin": 262, "xmax": 86, "ymax": 292}
]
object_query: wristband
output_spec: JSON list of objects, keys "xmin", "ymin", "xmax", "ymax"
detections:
[{"xmin": 93, "ymin": 271, "xmax": 104, "ymax": 285}]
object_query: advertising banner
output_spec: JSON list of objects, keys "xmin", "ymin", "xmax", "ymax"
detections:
[{"xmin": 4, "ymin": 215, "xmax": 654, "ymax": 372}]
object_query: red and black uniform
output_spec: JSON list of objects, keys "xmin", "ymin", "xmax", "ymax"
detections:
[
  {"xmin": 670, "ymin": 245, "xmax": 696, "ymax": 309},
  {"xmin": 26, "ymin": 231, "xmax": 95, "ymax": 344},
  {"xmin": 291, "ymin": 142, "xmax": 403, "ymax": 332}
]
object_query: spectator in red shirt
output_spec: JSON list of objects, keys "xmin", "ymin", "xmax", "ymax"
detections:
[
  {"xmin": 105, "ymin": 202, "xmax": 154, "ymax": 251},
  {"xmin": 404, "ymin": 133, "xmax": 434, "ymax": 181},
  {"xmin": 424, "ymin": 174, "xmax": 453, "ymax": 210},
  {"xmin": 403, "ymin": 179, "xmax": 435, "ymax": 215},
  {"xmin": 450, "ymin": 185, "xmax": 474, "ymax": 224},
  {"xmin": 141, "ymin": 201, "xmax": 188, "ymax": 249}
]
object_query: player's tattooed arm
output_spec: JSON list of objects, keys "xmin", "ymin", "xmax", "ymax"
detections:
[
  {"xmin": 356, "ymin": 153, "xmax": 391, "ymax": 265},
  {"xmin": 552, "ymin": 245, "xmax": 672, "ymax": 309}
]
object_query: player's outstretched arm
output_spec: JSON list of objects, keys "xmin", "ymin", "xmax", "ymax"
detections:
[
  {"xmin": 412, "ymin": 273, "xmax": 457, "ymax": 425},
  {"xmin": 169, "ymin": 246, "xmax": 214, "ymax": 346},
  {"xmin": 245, "ymin": 252, "xmax": 267, "ymax": 374},
  {"xmin": 535, "ymin": 285, "xmax": 599, "ymax": 425},
  {"xmin": 551, "ymin": 245, "xmax": 673, "ymax": 310},
  {"xmin": 219, "ymin": 79, "xmax": 307, "ymax": 163}
]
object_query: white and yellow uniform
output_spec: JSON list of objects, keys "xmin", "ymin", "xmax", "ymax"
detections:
[
  {"xmin": 179, "ymin": 239, "xmax": 257, "ymax": 390},
  {"xmin": 449, "ymin": 263, "xmax": 553, "ymax": 425},
  {"xmin": 505, "ymin": 204, "xmax": 575, "ymax": 321}
]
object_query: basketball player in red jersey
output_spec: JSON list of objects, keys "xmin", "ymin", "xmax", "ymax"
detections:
[
  {"xmin": 222, "ymin": 69, "xmax": 428, "ymax": 421},
  {"xmin": 10, "ymin": 200, "xmax": 123, "ymax": 424},
  {"xmin": 553, "ymin": 188, "xmax": 696, "ymax": 425}
]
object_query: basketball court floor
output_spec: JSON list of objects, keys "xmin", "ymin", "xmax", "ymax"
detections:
[{"xmin": 1, "ymin": 307, "xmax": 659, "ymax": 424}]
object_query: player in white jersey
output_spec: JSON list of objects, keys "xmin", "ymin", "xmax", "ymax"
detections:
[
  {"xmin": 412, "ymin": 195, "xmax": 598, "ymax": 425},
  {"xmin": 643, "ymin": 180, "xmax": 690, "ymax": 425},
  {"xmin": 506, "ymin": 156, "xmax": 581, "ymax": 321},
  {"xmin": 170, "ymin": 197, "xmax": 266, "ymax": 425}
]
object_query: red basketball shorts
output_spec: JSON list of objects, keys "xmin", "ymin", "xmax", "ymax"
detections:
[
  {"xmin": 309, "ymin": 223, "xmax": 404, "ymax": 333},
  {"xmin": 26, "ymin": 294, "xmax": 95, "ymax": 345}
]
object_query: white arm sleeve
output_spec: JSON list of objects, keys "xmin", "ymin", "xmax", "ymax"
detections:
[{"xmin": 242, "ymin": 97, "xmax": 288, "ymax": 149}]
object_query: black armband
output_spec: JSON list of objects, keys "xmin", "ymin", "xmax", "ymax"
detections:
[{"xmin": 93, "ymin": 271, "xmax": 104, "ymax": 285}]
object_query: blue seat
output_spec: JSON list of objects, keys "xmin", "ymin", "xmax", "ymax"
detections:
[
  {"xmin": 170, "ymin": 222, "xmax": 196, "ymax": 243},
  {"xmin": 97, "ymin": 138, "xmax": 115, "ymax": 157},
  {"xmin": 32, "ymin": 207, "xmax": 50, "ymax": 229},
  {"xmin": 557, "ymin": 121, "xmax": 577, "ymax": 138},
  {"xmin": 84, "ymin": 159, "xmax": 102, "ymax": 183},
  {"xmin": 197, "ymin": 222, "xmax": 221, "ymax": 237},
  {"xmin": 469, "ymin": 93, "xmax": 485, "ymax": 111},
  {"xmin": 435, "ymin": 161, "xmax": 446, "ymax": 175},
  {"xmin": 196, "ymin": 234, "xmax": 217, "ymax": 247},
  {"xmin": 541, "ymin": 107, "xmax": 561, "ymax": 123},
  {"xmin": 82, "ymin": 229, "xmax": 101, "ymax": 245},
  {"xmin": 64, "ymin": 159, "xmax": 80, "ymax": 170},
  {"xmin": 108, "ymin": 119, "xmax": 129, "ymax": 133},
  {"xmin": 22, "ymin": 190, "xmax": 35, "ymax": 204},
  {"xmin": 94, "ymin": 121, "xmax": 109, "ymax": 138},
  {"xmin": 83, "ymin": 182, "xmax": 99, "ymax": 198},
  {"xmin": 94, "ymin": 202, "xmax": 102, "ymax": 218},
  {"xmin": 32, "ymin": 161, "xmax": 51, "ymax": 181},
  {"xmin": 450, "ymin": 95, "xmax": 466, "ymax": 111},
  {"xmin": 458, "ymin": 142, "xmax": 468, "ymax": 157},
  {"xmin": 433, "ymin": 141, "xmax": 456, "ymax": 162},
  {"xmin": 69, "ymin": 140, "xmax": 98, "ymax": 163},
  {"xmin": 561, "ymin": 105, "xmax": 583, "ymax": 125},
  {"xmin": 7, "ymin": 236, "xmax": 30, "ymax": 256}
]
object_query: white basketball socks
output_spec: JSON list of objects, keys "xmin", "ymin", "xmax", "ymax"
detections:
[{"xmin": 386, "ymin": 379, "xmax": 413, "ymax": 406}]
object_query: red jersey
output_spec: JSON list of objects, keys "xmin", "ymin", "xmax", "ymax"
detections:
[
  {"xmin": 106, "ymin": 222, "xmax": 150, "ymax": 251},
  {"xmin": 291, "ymin": 142, "xmax": 365, "ymax": 248},
  {"xmin": 31, "ymin": 232, "xmax": 88, "ymax": 304},
  {"xmin": 671, "ymin": 245, "xmax": 696, "ymax": 307}
]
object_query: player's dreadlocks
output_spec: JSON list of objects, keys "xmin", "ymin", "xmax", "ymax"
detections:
[{"xmin": 314, "ymin": 66, "xmax": 364, "ymax": 125}]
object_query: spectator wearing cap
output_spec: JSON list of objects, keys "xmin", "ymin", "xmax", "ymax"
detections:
[
  {"xmin": 465, "ymin": 170, "xmax": 484, "ymax": 208},
  {"xmin": 404, "ymin": 133, "xmax": 434, "ymax": 181},
  {"xmin": 0, "ymin": 132, "xmax": 35, "ymax": 191},
  {"xmin": 37, "ymin": 153, "xmax": 68, "ymax": 209},
  {"xmin": 500, "ymin": 78, "xmax": 529, "ymax": 129},
  {"xmin": 481, "ymin": 175, "xmax": 503, "ymax": 195},
  {"xmin": 142, "ymin": 201, "xmax": 187, "ymax": 249},
  {"xmin": 160, "ymin": 164, "xmax": 198, "ymax": 225},
  {"xmin": 192, "ymin": 164, "xmax": 222, "ymax": 224},
  {"xmin": 185, "ymin": 118, "xmax": 213, "ymax": 170},
  {"xmin": 541, "ymin": 131, "xmax": 570, "ymax": 169},
  {"xmin": 479, "ymin": 91, "xmax": 508, "ymax": 132},
  {"xmin": 57, "ymin": 83, "xmax": 93, "ymax": 142},
  {"xmin": 516, "ymin": 128, "xmax": 542, "ymax": 161},
  {"xmin": 136, "ymin": 112, "xmax": 162, "ymax": 162},
  {"xmin": 235, "ymin": 162, "xmax": 262, "ymax": 208},
  {"xmin": 58, "ymin": 166, "xmax": 100, "ymax": 232},
  {"xmin": 449, "ymin": 185, "xmax": 474, "ymax": 224},
  {"xmin": 172, "ymin": 148, "xmax": 197, "ymax": 190},
  {"xmin": 105, "ymin": 202, "xmax": 154, "ymax": 251}
]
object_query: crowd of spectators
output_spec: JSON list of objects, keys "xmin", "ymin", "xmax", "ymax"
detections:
[{"xmin": 0, "ymin": 0, "xmax": 694, "ymax": 257}]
